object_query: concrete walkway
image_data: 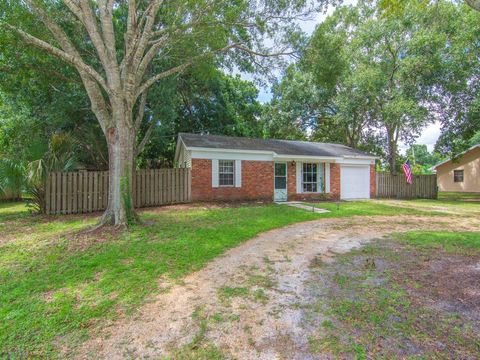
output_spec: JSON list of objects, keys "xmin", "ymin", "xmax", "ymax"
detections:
[{"xmin": 276, "ymin": 201, "xmax": 330, "ymax": 213}]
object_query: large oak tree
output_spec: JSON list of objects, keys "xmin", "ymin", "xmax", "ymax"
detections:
[{"xmin": 2, "ymin": 0, "xmax": 329, "ymax": 226}]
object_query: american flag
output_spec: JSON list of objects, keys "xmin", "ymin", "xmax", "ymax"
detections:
[{"xmin": 402, "ymin": 160, "xmax": 413, "ymax": 184}]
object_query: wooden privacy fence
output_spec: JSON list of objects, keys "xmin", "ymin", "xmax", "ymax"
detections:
[
  {"xmin": 45, "ymin": 168, "xmax": 191, "ymax": 215},
  {"xmin": 376, "ymin": 173, "xmax": 437, "ymax": 199}
]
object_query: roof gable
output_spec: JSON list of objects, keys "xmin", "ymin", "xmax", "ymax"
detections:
[{"xmin": 433, "ymin": 144, "xmax": 480, "ymax": 170}]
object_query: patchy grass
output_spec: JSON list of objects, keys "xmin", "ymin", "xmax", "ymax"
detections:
[
  {"xmin": 310, "ymin": 200, "xmax": 445, "ymax": 217},
  {"xmin": 397, "ymin": 231, "xmax": 480, "ymax": 254},
  {"xmin": 0, "ymin": 199, "xmax": 454, "ymax": 358},
  {"xmin": 1, "ymin": 202, "xmax": 326, "ymax": 358},
  {"xmin": 374, "ymin": 198, "xmax": 480, "ymax": 216},
  {"xmin": 217, "ymin": 287, "xmax": 250, "ymax": 302},
  {"xmin": 305, "ymin": 231, "xmax": 480, "ymax": 359},
  {"xmin": 169, "ymin": 307, "xmax": 226, "ymax": 360},
  {"xmin": 438, "ymin": 191, "xmax": 480, "ymax": 201}
]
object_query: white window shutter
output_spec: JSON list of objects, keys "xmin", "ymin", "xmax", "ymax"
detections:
[
  {"xmin": 212, "ymin": 159, "xmax": 219, "ymax": 187},
  {"xmin": 325, "ymin": 163, "xmax": 331, "ymax": 193},
  {"xmin": 235, "ymin": 160, "xmax": 242, "ymax": 187},
  {"xmin": 296, "ymin": 162, "xmax": 302, "ymax": 193}
]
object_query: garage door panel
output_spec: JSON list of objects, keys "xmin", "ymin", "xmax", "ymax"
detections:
[{"xmin": 341, "ymin": 165, "xmax": 370, "ymax": 200}]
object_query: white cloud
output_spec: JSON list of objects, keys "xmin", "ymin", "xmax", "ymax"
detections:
[{"xmin": 398, "ymin": 121, "xmax": 442, "ymax": 154}]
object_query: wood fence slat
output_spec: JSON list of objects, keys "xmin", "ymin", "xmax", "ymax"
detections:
[
  {"xmin": 174, "ymin": 168, "xmax": 178, "ymax": 203},
  {"xmin": 46, "ymin": 168, "xmax": 192, "ymax": 214},
  {"xmin": 66, "ymin": 172, "xmax": 71, "ymax": 214},
  {"xmin": 150, "ymin": 170, "xmax": 154, "ymax": 206},
  {"xmin": 153, "ymin": 169, "xmax": 158, "ymax": 205},
  {"xmin": 93, "ymin": 171, "xmax": 98, "ymax": 211},
  {"xmin": 160, "ymin": 170, "xmax": 165, "ymax": 205},
  {"xmin": 102, "ymin": 171, "xmax": 108, "ymax": 209},
  {"xmin": 60, "ymin": 172, "xmax": 66, "ymax": 214},
  {"xmin": 187, "ymin": 168, "xmax": 192, "ymax": 202},
  {"xmin": 376, "ymin": 173, "xmax": 437, "ymax": 200},
  {"xmin": 72, "ymin": 172, "xmax": 78, "ymax": 213},
  {"xmin": 46, "ymin": 173, "xmax": 52, "ymax": 214},
  {"xmin": 87, "ymin": 172, "xmax": 92, "ymax": 212}
]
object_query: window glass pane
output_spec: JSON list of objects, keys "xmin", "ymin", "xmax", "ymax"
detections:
[
  {"xmin": 275, "ymin": 163, "xmax": 286, "ymax": 176},
  {"xmin": 275, "ymin": 177, "xmax": 287, "ymax": 189},
  {"xmin": 219, "ymin": 160, "xmax": 234, "ymax": 186},
  {"xmin": 302, "ymin": 163, "xmax": 319, "ymax": 192},
  {"xmin": 453, "ymin": 170, "xmax": 464, "ymax": 182}
]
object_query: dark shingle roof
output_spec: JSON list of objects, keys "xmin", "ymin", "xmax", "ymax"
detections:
[{"xmin": 179, "ymin": 133, "xmax": 374, "ymax": 158}]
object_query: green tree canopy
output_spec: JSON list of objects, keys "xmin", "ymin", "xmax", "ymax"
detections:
[{"xmin": 264, "ymin": 0, "xmax": 480, "ymax": 173}]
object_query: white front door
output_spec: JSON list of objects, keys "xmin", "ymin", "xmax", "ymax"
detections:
[
  {"xmin": 274, "ymin": 162, "xmax": 288, "ymax": 202},
  {"xmin": 340, "ymin": 165, "xmax": 370, "ymax": 199}
]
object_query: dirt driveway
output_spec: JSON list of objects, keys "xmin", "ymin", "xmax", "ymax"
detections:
[{"xmin": 76, "ymin": 214, "xmax": 479, "ymax": 359}]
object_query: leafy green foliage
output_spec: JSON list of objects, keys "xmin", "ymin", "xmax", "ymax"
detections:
[
  {"xmin": 0, "ymin": 159, "xmax": 25, "ymax": 200},
  {"xmin": 405, "ymin": 144, "xmax": 444, "ymax": 174},
  {"xmin": 264, "ymin": 0, "xmax": 480, "ymax": 172},
  {"xmin": 26, "ymin": 133, "xmax": 76, "ymax": 213},
  {"xmin": 139, "ymin": 70, "xmax": 263, "ymax": 166}
]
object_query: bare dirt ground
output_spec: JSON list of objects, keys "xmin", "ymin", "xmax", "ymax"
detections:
[{"xmin": 75, "ymin": 214, "xmax": 480, "ymax": 359}]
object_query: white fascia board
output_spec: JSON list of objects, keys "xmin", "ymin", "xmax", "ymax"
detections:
[
  {"xmin": 337, "ymin": 158, "xmax": 375, "ymax": 165},
  {"xmin": 342, "ymin": 155, "xmax": 379, "ymax": 160},
  {"xmin": 186, "ymin": 146, "xmax": 274, "ymax": 155},
  {"xmin": 190, "ymin": 148, "xmax": 274, "ymax": 161},
  {"xmin": 273, "ymin": 154, "xmax": 341, "ymax": 162}
]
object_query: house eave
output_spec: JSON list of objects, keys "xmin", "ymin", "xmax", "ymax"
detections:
[
  {"xmin": 273, "ymin": 154, "xmax": 342, "ymax": 162},
  {"xmin": 433, "ymin": 144, "xmax": 480, "ymax": 170}
]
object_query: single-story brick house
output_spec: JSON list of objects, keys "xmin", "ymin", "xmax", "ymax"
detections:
[
  {"xmin": 433, "ymin": 144, "xmax": 480, "ymax": 193},
  {"xmin": 175, "ymin": 133, "xmax": 377, "ymax": 202}
]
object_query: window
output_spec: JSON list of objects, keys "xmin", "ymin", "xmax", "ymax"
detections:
[
  {"xmin": 303, "ymin": 163, "xmax": 318, "ymax": 192},
  {"xmin": 219, "ymin": 160, "xmax": 235, "ymax": 186},
  {"xmin": 453, "ymin": 169, "xmax": 464, "ymax": 183}
]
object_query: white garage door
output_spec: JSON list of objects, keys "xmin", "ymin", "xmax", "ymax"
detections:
[{"xmin": 340, "ymin": 165, "xmax": 370, "ymax": 200}]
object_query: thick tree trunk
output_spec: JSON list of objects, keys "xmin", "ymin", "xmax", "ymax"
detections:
[
  {"xmin": 98, "ymin": 107, "xmax": 137, "ymax": 227},
  {"xmin": 387, "ymin": 133, "xmax": 397, "ymax": 175}
]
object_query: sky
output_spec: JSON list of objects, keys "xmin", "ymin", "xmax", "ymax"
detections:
[{"xmin": 245, "ymin": 0, "xmax": 442, "ymax": 153}]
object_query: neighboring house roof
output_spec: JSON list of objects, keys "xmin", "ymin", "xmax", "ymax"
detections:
[
  {"xmin": 177, "ymin": 133, "xmax": 376, "ymax": 158},
  {"xmin": 433, "ymin": 144, "xmax": 480, "ymax": 170}
]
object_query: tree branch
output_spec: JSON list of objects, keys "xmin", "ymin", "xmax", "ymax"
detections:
[
  {"xmin": 8, "ymin": 25, "xmax": 108, "ymax": 91},
  {"xmin": 131, "ymin": 0, "xmax": 165, "ymax": 71},
  {"xmin": 465, "ymin": 0, "xmax": 480, "ymax": 11},
  {"xmin": 76, "ymin": 0, "xmax": 118, "ymax": 83},
  {"xmin": 13, "ymin": 1, "xmax": 112, "ymax": 129},
  {"xmin": 135, "ymin": 91, "xmax": 148, "ymax": 130},
  {"xmin": 98, "ymin": 0, "xmax": 118, "ymax": 66},
  {"xmin": 136, "ymin": 118, "xmax": 157, "ymax": 156}
]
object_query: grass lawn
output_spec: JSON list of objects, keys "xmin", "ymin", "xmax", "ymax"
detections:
[
  {"xmin": 306, "ymin": 231, "xmax": 480, "ymax": 358},
  {"xmin": 438, "ymin": 191, "xmax": 480, "ymax": 201},
  {"xmin": 310, "ymin": 200, "xmax": 445, "ymax": 217},
  {"xmin": 0, "ymin": 200, "xmax": 452, "ymax": 357}
]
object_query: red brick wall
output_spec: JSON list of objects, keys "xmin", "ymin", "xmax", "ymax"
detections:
[
  {"xmin": 370, "ymin": 164, "xmax": 376, "ymax": 198},
  {"xmin": 191, "ymin": 159, "xmax": 349, "ymax": 202},
  {"xmin": 191, "ymin": 159, "xmax": 274, "ymax": 201},
  {"xmin": 287, "ymin": 161, "xmax": 296, "ymax": 198},
  {"xmin": 329, "ymin": 163, "xmax": 341, "ymax": 200}
]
